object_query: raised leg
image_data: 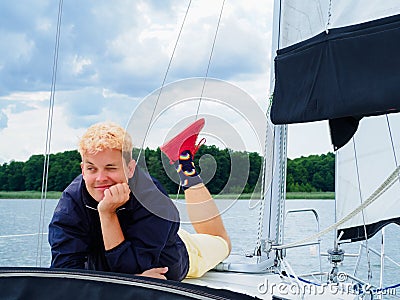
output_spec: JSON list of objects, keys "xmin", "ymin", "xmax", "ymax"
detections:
[
  {"xmin": 184, "ymin": 183, "xmax": 231, "ymax": 251},
  {"xmin": 161, "ymin": 118, "xmax": 231, "ymax": 252}
]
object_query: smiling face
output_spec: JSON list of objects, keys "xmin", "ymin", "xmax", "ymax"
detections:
[{"xmin": 81, "ymin": 148, "xmax": 135, "ymax": 202}]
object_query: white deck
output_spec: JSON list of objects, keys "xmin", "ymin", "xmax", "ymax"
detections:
[{"xmin": 185, "ymin": 270, "xmax": 357, "ymax": 299}]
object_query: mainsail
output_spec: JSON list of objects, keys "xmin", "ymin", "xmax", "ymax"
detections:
[
  {"xmin": 271, "ymin": 1, "xmax": 400, "ymax": 150},
  {"xmin": 269, "ymin": 0, "xmax": 400, "ymax": 242}
]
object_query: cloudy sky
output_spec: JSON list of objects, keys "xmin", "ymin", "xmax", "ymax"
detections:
[{"xmin": 0, "ymin": 0, "xmax": 333, "ymax": 164}]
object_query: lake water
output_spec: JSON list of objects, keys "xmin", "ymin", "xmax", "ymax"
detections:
[{"xmin": 0, "ymin": 198, "xmax": 399, "ymax": 292}]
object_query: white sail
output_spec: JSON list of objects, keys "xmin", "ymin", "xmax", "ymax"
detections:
[
  {"xmin": 272, "ymin": 0, "xmax": 400, "ymax": 241},
  {"xmin": 336, "ymin": 114, "xmax": 400, "ymax": 241},
  {"xmin": 278, "ymin": 0, "xmax": 400, "ymax": 48}
]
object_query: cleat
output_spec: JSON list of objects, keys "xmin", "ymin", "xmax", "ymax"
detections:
[{"xmin": 160, "ymin": 118, "xmax": 206, "ymax": 163}]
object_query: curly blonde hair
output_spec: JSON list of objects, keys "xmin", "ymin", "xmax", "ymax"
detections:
[{"xmin": 78, "ymin": 122, "xmax": 133, "ymax": 163}]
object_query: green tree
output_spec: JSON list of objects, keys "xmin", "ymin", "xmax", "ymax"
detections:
[
  {"xmin": 0, "ymin": 163, "xmax": 8, "ymax": 190},
  {"xmin": 286, "ymin": 153, "xmax": 335, "ymax": 192},
  {"xmin": 23, "ymin": 155, "xmax": 44, "ymax": 190},
  {"xmin": 0, "ymin": 146, "xmax": 334, "ymax": 194},
  {"xmin": 6, "ymin": 161, "xmax": 26, "ymax": 191}
]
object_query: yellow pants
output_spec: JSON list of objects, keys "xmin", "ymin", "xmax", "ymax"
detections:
[{"xmin": 178, "ymin": 229, "xmax": 230, "ymax": 278}]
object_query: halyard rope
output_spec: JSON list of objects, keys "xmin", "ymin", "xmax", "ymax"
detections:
[{"xmin": 195, "ymin": 0, "xmax": 225, "ymax": 118}]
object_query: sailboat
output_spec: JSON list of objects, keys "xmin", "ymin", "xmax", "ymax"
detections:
[
  {"xmin": 185, "ymin": 1, "xmax": 400, "ymax": 299},
  {"xmin": 1, "ymin": 0, "xmax": 400, "ymax": 299}
]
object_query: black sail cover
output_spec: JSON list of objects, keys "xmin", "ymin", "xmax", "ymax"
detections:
[
  {"xmin": 0, "ymin": 267, "xmax": 260, "ymax": 300},
  {"xmin": 270, "ymin": 13, "xmax": 400, "ymax": 150}
]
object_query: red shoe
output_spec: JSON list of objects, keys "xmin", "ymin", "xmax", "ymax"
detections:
[{"xmin": 160, "ymin": 118, "xmax": 206, "ymax": 163}]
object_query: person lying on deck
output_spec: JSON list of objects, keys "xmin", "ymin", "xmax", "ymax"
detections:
[{"xmin": 48, "ymin": 119, "xmax": 231, "ymax": 281}]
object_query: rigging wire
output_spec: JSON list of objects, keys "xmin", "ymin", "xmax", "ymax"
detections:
[
  {"xmin": 135, "ymin": 0, "xmax": 192, "ymax": 164},
  {"xmin": 132, "ymin": 1, "xmax": 193, "ymax": 201},
  {"xmin": 386, "ymin": 114, "xmax": 399, "ymax": 167},
  {"xmin": 352, "ymin": 137, "xmax": 372, "ymax": 281},
  {"xmin": 253, "ymin": 124, "xmax": 270, "ymax": 254},
  {"xmin": 36, "ymin": 0, "xmax": 63, "ymax": 267},
  {"xmin": 325, "ymin": 0, "xmax": 332, "ymax": 34},
  {"xmin": 282, "ymin": 271, "xmax": 400, "ymax": 297},
  {"xmin": 195, "ymin": 0, "xmax": 226, "ymax": 118},
  {"xmin": 134, "ymin": 1, "xmax": 226, "ymax": 198},
  {"xmin": 382, "ymin": 114, "xmax": 399, "ymax": 290},
  {"xmin": 254, "ymin": 0, "xmax": 285, "ymax": 255},
  {"xmin": 0, "ymin": 233, "xmax": 47, "ymax": 239},
  {"xmin": 273, "ymin": 0, "xmax": 287, "ymax": 250}
]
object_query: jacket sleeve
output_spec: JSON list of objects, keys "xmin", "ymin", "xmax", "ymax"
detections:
[
  {"xmin": 105, "ymin": 167, "xmax": 184, "ymax": 279},
  {"xmin": 48, "ymin": 191, "xmax": 90, "ymax": 269},
  {"xmin": 104, "ymin": 200, "xmax": 178, "ymax": 275}
]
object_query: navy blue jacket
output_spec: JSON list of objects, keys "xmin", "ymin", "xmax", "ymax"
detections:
[{"xmin": 48, "ymin": 167, "xmax": 189, "ymax": 281}]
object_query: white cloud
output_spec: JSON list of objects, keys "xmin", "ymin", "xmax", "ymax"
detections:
[
  {"xmin": 287, "ymin": 122, "xmax": 333, "ymax": 159},
  {"xmin": 35, "ymin": 17, "xmax": 52, "ymax": 32},
  {"xmin": 0, "ymin": 0, "xmax": 334, "ymax": 164},
  {"xmin": 0, "ymin": 32, "xmax": 35, "ymax": 64},
  {"xmin": 1, "ymin": 91, "xmax": 49, "ymax": 103},
  {"xmin": 72, "ymin": 55, "xmax": 92, "ymax": 75},
  {"xmin": 0, "ymin": 110, "xmax": 8, "ymax": 130},
  {"xmin": 0, "ymin": 105, "xmax": 48, "ymax": 163}
]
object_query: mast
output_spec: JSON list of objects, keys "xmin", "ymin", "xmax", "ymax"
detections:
[{"xmin": 260, "ymin": 0, "xmax": 287, "ymax": 257}]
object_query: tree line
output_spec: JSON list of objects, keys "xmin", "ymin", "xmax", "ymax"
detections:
[{"xmin": 0, "ymin": 146, "xmax": 334, "ymax": 194}]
